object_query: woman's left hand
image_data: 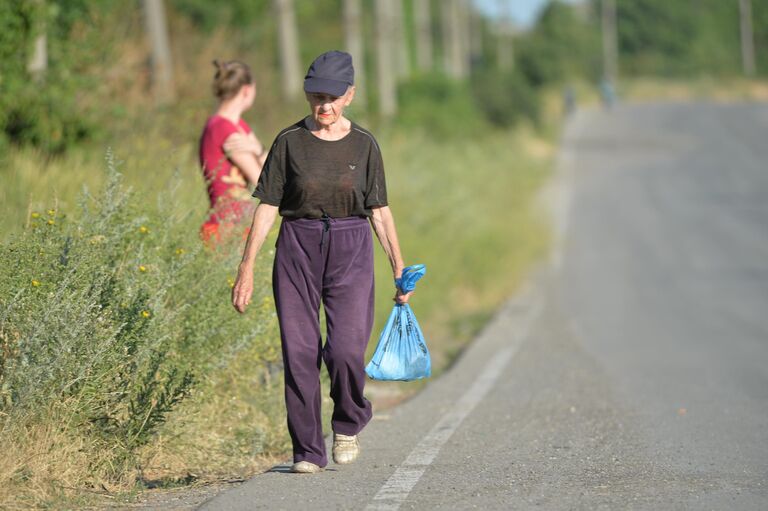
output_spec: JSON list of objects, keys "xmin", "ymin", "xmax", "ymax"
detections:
[
  {"xmin": 394, "ymin": 289, "xmax": 414, "ymax": 304},
  {"xmin": 232, "ymin": 263, "xmax": 254, "ymax": 313}
]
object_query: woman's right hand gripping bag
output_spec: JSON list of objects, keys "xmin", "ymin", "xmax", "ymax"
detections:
[{"xmin": 365, "ymin": 265, "xmax": 431, "ymax": 381}]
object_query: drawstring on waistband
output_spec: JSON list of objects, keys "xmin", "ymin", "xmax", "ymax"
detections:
[{"xmin": 319, "ymin": 213, "xmax": 332, "ymax": 249}]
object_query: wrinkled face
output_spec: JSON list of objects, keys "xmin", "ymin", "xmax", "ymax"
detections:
[{"xmin": 306, "ymin": 87, "xmax": 355, "ymax": 127}]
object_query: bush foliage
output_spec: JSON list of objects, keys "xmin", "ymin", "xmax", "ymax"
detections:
[
  {"xmin": 4, "ymin": 0, "xmax": 767, "ymax": 154},
  {"xmin": 471, "ymin": 67, "xmax": 540, "ymax": 128},
  {"xmin": 0, "ymin": 152, "xmax": 278, "ymax": 482},
  {"xmin": 396, "ymin": 74, "xmax": 489, "ymax": 137}
]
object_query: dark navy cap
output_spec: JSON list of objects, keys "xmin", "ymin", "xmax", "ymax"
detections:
[{"xmin": 303, "ymin": 51, "xmax": 354, "ymax": 97}]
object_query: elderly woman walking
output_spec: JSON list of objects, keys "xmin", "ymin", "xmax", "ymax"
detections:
[{"xmin": 231, "ymin": 51, "xmax": 413, "ymax": 474}]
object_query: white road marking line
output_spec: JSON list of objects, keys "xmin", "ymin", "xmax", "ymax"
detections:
[
  {"xmin": 548, "ymin": 113, "xmax": 580, "ymax": 273},
  {"xmin": 366, "ymin": 295, "xmax": 544, "ymax": 511}
]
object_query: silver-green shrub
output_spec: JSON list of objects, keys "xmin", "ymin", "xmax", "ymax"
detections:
[{"xmin": 0, "ymin": 151, "xmax": 277, "ymax": 478}]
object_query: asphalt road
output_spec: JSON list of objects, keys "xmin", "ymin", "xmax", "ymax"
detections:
[{"xmin": 199, "ymin": 103, "xmax": 768, "ymax": 510}]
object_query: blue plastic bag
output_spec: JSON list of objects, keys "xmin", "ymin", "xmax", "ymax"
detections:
[
  {"xmin": 395, "ymin": 263, "xmax": 426, "ymax": 293},
  {"xmin": 365, "ymin": 265, "xmax": 431, "ymax": 381}
]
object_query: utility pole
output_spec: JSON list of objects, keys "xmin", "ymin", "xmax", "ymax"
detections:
[
  {"xmin": 458, "ymin": 0, "xmax": 471, "ymax": 77},
  {"xmin": 442, "ymin": 0, "xmax": 467, "ymax": 79},
  {"xmin": 496, "ymin": 0, "xmax": 513, "ymax": 72},
  {"xmin": 469, "ymin": 1, "xmax": 483, "ymax": 67},
  {"xmin": 601, "ymin": 0, "xmax": 618, "ymax": 82},
  {"xmin": 391, "ymin": 0, "xmax": 410, "ymax": 79},
  {"xmin": 740, "ymin": 0, "xmax": 756, "ymax": 76},
  {"xmin": 143, "ymin": 0, "xmax": 175, "ymax": 104},
  {"xmin": 374, "ymin": 0, "xmax": 396, "ymax": 117},
  {"xmin": 343, "ymin": 0, "xmax": 366, "ymax": 107},
  {"xmin": 274, "ymin": 0, "xmax": 302, "ymax": 101},
  {"xmin": 414, "ymin": 0, "xmax": 433, "ymax": 72}
]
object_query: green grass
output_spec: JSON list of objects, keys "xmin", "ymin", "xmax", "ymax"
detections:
[
  {"xmin": 0, "ymin": 121, "xmax": 552, "ymax": 507},
  {"xmin": 372, "ymin": 128, "xmax": 551, "ymax": 369}
]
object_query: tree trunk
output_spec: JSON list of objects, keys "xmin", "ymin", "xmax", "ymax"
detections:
[
  {"xmin": 343, "ymin": 0, "xmax": 366, "ymax": 106},
  {"xmin": 391, "ymin": 0, "xmax": 410, "ymax": 79},
  {"xmin": 441, "ymin": 0, "xmax": 454, "ymax": 77},
  {"xmin": 601, "ymin": 0, "xmax": 618, "ymax": 82},
  {"xmin": 374, "ymin": 0, "xmax": 396, "ymax": 117},
  {"xmin": 28, "ymin": 34, "xmax": 47, "ymax": 82},
  {"xmin": 442, "ymin": 0, "xmax": 466, "ymax": 79},
  {"xmin": 27, "ymin": 0, "xmax": 47, "ymax": 82},
  {"xmin": 458, "ymin": 0, "xmax": 471, "ymax": 75},
  {"xmin": 274, "ymin": 0, "xmax": 302, "ymax": 101},
  {"xmin": 142, "ymin": 0, "xmax": 175, "ymax": 104},
  {"xmin": 413, "ymin": 0, "xmax": 433, "ymax": 72},
  {"xmin": 740, "ymin": 0, "xmax": 756, "ymax": 76},
  {"xmin": 469, "ymin": 1, "xmax": 482, "ymax": 68},
  {"xmin": 495, "ymin": 0, "xmax": 513, "ymax": 72}
]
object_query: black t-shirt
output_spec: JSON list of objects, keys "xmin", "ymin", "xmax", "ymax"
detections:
[{"xmin": 252, "ymin": 119, "xmax": 388, "ymax": 218}]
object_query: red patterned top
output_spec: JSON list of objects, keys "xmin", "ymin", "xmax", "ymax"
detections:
[{"xmin": 199, "ymin": 115, "xmax": 253, "ymax": 224}]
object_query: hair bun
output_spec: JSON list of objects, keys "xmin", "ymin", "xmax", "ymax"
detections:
[{"xmin": 211, "ymin": 59, "xmax": 253, "ymax": 100}]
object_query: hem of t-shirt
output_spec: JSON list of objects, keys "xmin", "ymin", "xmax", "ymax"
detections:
[
  {"xmin": 365, "ymin": 201, "xmax": 389, "ymax": 209},
  {"xmin": 282, "ymin": 213, "xmax": 372, "ymax": 220}
]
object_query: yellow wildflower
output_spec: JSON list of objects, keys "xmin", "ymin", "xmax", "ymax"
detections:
[
  {"xmin": 175, "ymin": 248, "xmax": 185, "ymax": 256},
  {"xmin": 47, "ymin": 219, "xmax": 55, "ymax": 226},
  {"xmin": 227, "ymin": 277, "xmax": 235, "ymax": 288},
  {"xmin": 47, "ymin": 209, "xmax": 56, "ymax": 216},
  {"xmin": 138, "ymin": 265, "xmax": 147, "ymax": 272},
  {"xmin": 139, "ymin": 226, "xmax": 149, "ymax": 234},
  {"xmin": 31, "ymin": 212, "xmax": 40, "ymax": 219},
  {"xmin": 140, "ymin": 310, "xmax": 151, "ymax": 318},
  {"xmin": 31, "ymin": 280, "xmax": 41, "ymax": 287}
]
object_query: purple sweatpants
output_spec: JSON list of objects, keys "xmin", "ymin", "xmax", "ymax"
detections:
[{"xmin": 273, "ymin": 216, "xmax": 375, "ymax": 467}]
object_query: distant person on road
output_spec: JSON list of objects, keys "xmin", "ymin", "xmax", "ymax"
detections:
[
  {"xmin": 599, "ymin": 76, "xmax": 616, "ymax": 110},
  {"xmin": 199, "ymin": 59, "xmax": 267, "ymax": 243},
  {"xmin": 231, "ymin": 50, "xmax": 413, "ymax": 474},
  {"xmin": 563, "ymin": 84, "xmax": 576, "ymax": 116}
]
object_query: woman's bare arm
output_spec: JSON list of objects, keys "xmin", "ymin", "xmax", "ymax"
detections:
[
  {"xmin": 225, "ymin": 133, "xmax": 265, "ymax": 185},
  {"xmin": 232, "ymin": 203, "xmax": 279, "ymax": 313},
  {"xmin": 370, "ymin": 206, "xmax": 413, "ymax": 304}
]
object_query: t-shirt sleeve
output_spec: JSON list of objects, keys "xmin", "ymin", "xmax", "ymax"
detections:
[
  {"xmin": 364, "ymin": 137, "xmax": 388, "ymax": 208},
  {"xmin": 201, "ymin": 118, "xmax": 240, "ymax": 170},
  {"xmin": 252, "ymin": 135, "xmax": 285, "ymax": 206}
]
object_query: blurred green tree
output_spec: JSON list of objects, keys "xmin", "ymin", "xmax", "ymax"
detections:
[
  {"xmin": 614, "ymin": 0, "xmax": 761, "ymax": 77},
  {"xmin": 516, "ymin": 0, "xmax": 601, "ymax": 87},
  {"xmin": 0, "ymin": 0, "xmax": 119, "ymax": 154}
]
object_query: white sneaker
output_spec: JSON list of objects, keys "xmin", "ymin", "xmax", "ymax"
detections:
[
  {"xmin": 291, "ymin": 461, "xmax": 323, "ymax": 473},
  {"xmin": 332, "ymin": 433, "xmax": 360, "ymax": 464}
]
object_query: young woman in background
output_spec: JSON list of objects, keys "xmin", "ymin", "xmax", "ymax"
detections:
[{"xmin": 199, "ymin": 60, "xmax": 267, "ymax": 243}]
